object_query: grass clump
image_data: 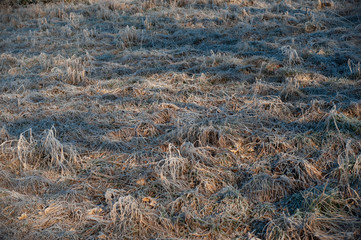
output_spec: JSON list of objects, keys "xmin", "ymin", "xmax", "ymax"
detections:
[
  {"xmin": 4, "ymin": 128, "xmax": 80, "ymax": 175},
  {"xmin": 241, "ymin": 173, "xmax": 293, "ymax": 202}
]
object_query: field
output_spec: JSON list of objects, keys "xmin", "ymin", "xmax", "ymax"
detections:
[{"xmin": 0, "ymin": 0, "xmax": 360, "ymax": 239}]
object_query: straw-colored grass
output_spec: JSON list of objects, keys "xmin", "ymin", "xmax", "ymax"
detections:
[{"xmin": 0, "ymin": 0, "xmax": 360, "ymax": 239}]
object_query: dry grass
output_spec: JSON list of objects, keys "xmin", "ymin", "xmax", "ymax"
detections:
[{"xmin": 0, "ymin": 0, "xmax": 360, "ymax": 239}]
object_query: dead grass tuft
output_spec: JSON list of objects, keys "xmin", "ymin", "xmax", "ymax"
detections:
[
  {"xmin": 106, "ymin": 127, "xmax": 136, "ymax": 142},
  {"xmin": 64, "ymin": 56, "xmax": 87, "ymax": 85},
  {"xmin": 266, "ymin": 211, "xmax": 360, "ymax": 240},
  {"xmin": 0, "ymin": 127, "xmax": 11, "ymax": 143},
  {"xmin": 156, "ymin": 145, "xmax": 192, "ymax": 192},
  {"xmin": 280, "ymin": 77, "xmax": 306, "ymax": 101},
  {"xmin": 273, "ymin": 156, "xmax": 322, "ymax": 189},
  {"xmin": 7, "ymin": 128, "xmax": 80, "ymax": 175},
  {"xmin": 136, "ymin": 121, "xmax": 161, "ymax": 137},
  {"xmin": 110, "ymin": 195, "xmax": 144, "ymax": 235},
  {"xmin": 281, "ymin": 46, "xmax": 303, "ymax": 66},
  {"xmin": 265, "ymin": 214, "xmax": 304, "ymax": 240},
  {"xmin": 118, "ymin": 26, "xmax": 141, "ymax": 49},
  {"xmin": 152, "ymin": 108, "xmax": 175, "ymax": 124},
  {"xmin": 241, "ymin": 173, "xmax": 293, "ymax": 202}
]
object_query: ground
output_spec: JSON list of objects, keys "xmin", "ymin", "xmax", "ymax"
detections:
[{"xmin": 0, "ymin": 0, "xmax": 360, "ymax": 239}]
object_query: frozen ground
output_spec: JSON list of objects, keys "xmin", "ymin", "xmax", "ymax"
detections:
[{"xmin": 0, "ymin": 0, "xmax": 360, "ymax": 239}]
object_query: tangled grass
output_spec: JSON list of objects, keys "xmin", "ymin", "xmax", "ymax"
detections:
[{"xmin": 0, "ymin": 0, "xmax": 360, "ymax": 239}]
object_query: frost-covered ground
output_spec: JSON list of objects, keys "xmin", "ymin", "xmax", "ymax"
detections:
[{"xmin": 0, "ymin": 0, "xmax": 360, "ymax": 239}]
